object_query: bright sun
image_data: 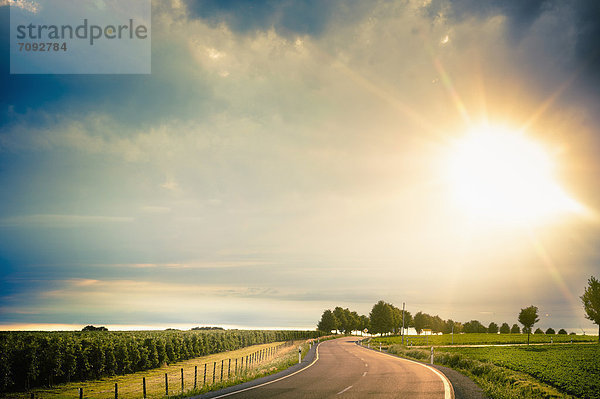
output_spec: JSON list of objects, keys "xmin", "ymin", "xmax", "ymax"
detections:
[{"xmin": 447, "ymin": 125, "xmax": 583, "ymax": 225}]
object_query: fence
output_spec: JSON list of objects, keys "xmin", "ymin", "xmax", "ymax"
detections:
[{"xmin": 66, "ymin": 341, "xmax": 297, "ymax": 399}]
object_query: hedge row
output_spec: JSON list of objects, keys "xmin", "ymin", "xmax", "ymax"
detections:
[{"xmin": 0, "ymin": 329, "xmax": 321, "ymax": 392}]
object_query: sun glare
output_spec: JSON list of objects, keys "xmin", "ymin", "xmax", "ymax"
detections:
[{"xmin": 447, "ymin": 125, "xmax": 583, "ymax": 225}]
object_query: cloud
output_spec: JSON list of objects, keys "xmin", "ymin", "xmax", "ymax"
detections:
[
  {"xmin": 0, "ymin": 214, "xmax": 134, "ymax": 227},
  {"xmin": 183, "ymin": 0, "xmax": 370, "ymax": 38},
  {"xmin": 0, "ymin": 0, "xmax": 39, "ymax": 13}
]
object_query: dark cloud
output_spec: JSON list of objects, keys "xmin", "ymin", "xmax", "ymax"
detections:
[
  {"xmin": 184, "ymin": 0, "xmax": 367, "ymax": 37},
  {"xmin": 424, "ymin": 0, "xmax": 552, "ymax": 39},
  {"xmin": 424, "ymin": 0, "xmax": 600, "ymax": 89},
  {"xmin": 0, "ymin": 6, "xmax": 218, "ymax": 131},
  {"xmin": 571, "ymin": 0, "xmax": 600, "ymax": 77}
]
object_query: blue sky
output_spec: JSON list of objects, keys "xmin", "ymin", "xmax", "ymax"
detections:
[{"xmin": 1, "ymin": 0, "xmax": 600, "ymax": 332}]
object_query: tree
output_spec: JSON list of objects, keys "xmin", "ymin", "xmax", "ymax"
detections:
[
  {"xmin": 349, "ymin": 311, "xmax": 361, "ymax": 334},
  {"xmin": 558, "ymin": 328, "xmax": 567, "ymax": 335},
  {"xmin": 333, "ymin": 307, "xmax": 349, "ymax": 334},
  {"xmin": 518, "ymin": 305, "xmax": 540, "ymax": 345},
  {"xmin": 369, "ymin": 301, "xmax": 394, "ymax": 335},
  {"xmin": 402, "ymin": 311, "xmax": 413, "ymax": 335},
  {"xmin": 510, "ymin": 324, "xmax": 520, "ymax": 334},
  {"xmin": 499, "ymin": 323, "xmax": 510, "ymax": 334},
  {"xmin": 443, "ymin": 319, "xmax": 458, "ymax": 334},
  {"xmin": 317, "ymin": 310, "xmax": 338, "ymax": 333},
  {"xmin": 545, "ymin": 328, "xmax": 555, "ymax": 335},
  {"xmin": 534, "ymin": 328, "xmax": 544, "ymax": 334},
  {"xmin": 413, "ymin": 312, "xmax": 431, "ymax": 335},
  {"xmin": 358, "ymin": 315, "xmax": 370, "ymax": 335},
  {"xmin": 463, "ymin": 320, "xmax": 486, "ymax": 333},
  {"xmin": 488, "ymin": 322, "xmax": 499, "ymax": 334},
  {"xmin": 82, "ymin": 325, "xmax": 108, "ymax": 331},
  {"xmin": 580, "ymin": 275, "xmax": 600, "ymax": 343}
]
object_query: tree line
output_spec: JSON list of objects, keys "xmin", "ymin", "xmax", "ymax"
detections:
[
  {"xmin": 317, "ymin": 276, "xmax": 600, "ymax": 340},
  {"xmin": 0, "ymin": 329, "xmax": 321, "ymax": 392},
  {"xmin": 317, "ymin": 301, "xmax": 578, "ymax": 337}
]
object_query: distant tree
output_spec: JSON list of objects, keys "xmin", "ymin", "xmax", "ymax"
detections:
[
  {"xmin": 358, "ymin": 315, "xmax": 370, "ymax": 335},
  {"xmin": 191, "ymin": 327, "xmax": 224, "ymax": 330},
  {"xmin": 499, "ymin": 323, "xmax": 510, "ymax": 334},
  {"xmin": 413, "ymin": 312, "xmax": 429, "ymax": 335},
  {"xmin": 317, "ymin": 310, "xmax": 338, "ymax": 333},
  {"xmin": 518, "ymin": 305, "xmax": 540, "ymax": 345},
  {"xmin": 443, "ymin": 319, "xmax": 458, "ymax": 334},
  {"xmin": 82, "ymin": 325, "xmax": 108, "ymax": 331},
  {"xmin": 580, "ymin": 275, "xmax": 600, "ymax": 343},
  {"xmin": 488, "ymin": 322, "xmax": 499, "ymax": 334},
  {"xmin": 369, "ymin": 300, "xmax": 394, "ymax": 335},
  {"xmin": 558, "ymin": 328, "xmax": 568, "ymax": 335},
  {"xmin": 431, "ymin": 315, "xmax": 445, "ymax": 334},
  {"xmin": 402, "ymin": 311, "xmax": 413, "ymax": 335},
  {"xmin": 333, "ymin": 307, "xmax": 349, "ymax": 334},
  {"xmin": 463, "ymin": 320, "xmax": 486, "ymax": 333},
  {"xmin": 545, "ymin": 328, "xmax": 555, "ymax": 335},
  {"xmin": 569, "ymin": 332, "xmax": 576, "ymax": 335},
  {"xmin": 534, "ymin": 327, "xmax": 544, "ymax": 334},
  {"xmin": 349, "ymin": 311, "xmax": 361, "ymax": 334},
  {"xmin": 510, "ymin": 324, "xmax": 521, "ymax": 334}
]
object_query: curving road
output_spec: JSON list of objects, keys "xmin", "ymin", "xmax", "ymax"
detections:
[{"xmin": 204, "ymin": 337, "xmax": 453, "ymax": 398}]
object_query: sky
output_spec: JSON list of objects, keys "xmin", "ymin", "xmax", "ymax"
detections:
[{"xmin": 1, "ymin": 0, "xmax": 600, "ymax": 333}]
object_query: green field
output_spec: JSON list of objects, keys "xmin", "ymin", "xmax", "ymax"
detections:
[
  {"xmin": 385, "ymin": 342, "xmax": 600, "ymax": 399},
  {"xmin": 372, "ymin": 333, "xmax": 597, "ymax": 346},
  {"xmin": 439, "ymin": 345, "xmax": 600, "ymax": 399}
]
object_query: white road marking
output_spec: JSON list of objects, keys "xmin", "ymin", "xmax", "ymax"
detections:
[
  {"xmin": 337, "ymin": 385, "xmax": 353, "ymax": 395},
  {"xmin": 357, "ymin": 344, "xmax": 454, "ymax": 399},
  {"xmin": 365, "ymin": 363, "xmax": 368, "ymax": 367},
  {"xmin": 362, "ymin": 371, "xmax": 367, "ymax": 377},
  {"xmin": 208, "ymin": 343, "xmax": 321, "ymax": 398}
]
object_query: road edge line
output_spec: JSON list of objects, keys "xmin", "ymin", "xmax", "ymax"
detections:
[
  {"xmin": 356, "ymin": 342, "xmax": 455, "ymax": 399},
  {"xmin": 206, "ymin": 342, "xmax": 321, "ymax": 398}
]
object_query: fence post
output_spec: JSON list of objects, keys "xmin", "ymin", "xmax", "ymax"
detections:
[
  {"xmin": 430, "ymin": 347, "xmax": 434, "ymax": 365},
  {"xmin": 203, "ymin": 364, "xmax": 207, "ymax": 386},
  {"xmin": 114, "ymin": 383, "xmax": 118, "ymax": 399},
  {"xmin": 194, "ymin": 365, "xmax": 197, "ymax": 389},
  {"xmin": 220, "ymin": 360, "xmax": 224, "ymax": 381},
  {"xmin": 228, "ymin": 359, "xmax": 231, "ymax": 378},
  {"xmin": 143, "ymin": 377, "xmax": 147, "ymax": 399},
  {"xmin": 181, "ymin": 368, "xmax": 184, "ymax": 393},
  {"xmin": 79, "ymin": 388, "xmax": 83, "ymax": 399},
  {"xmin": 235, "ymin": 358, "xmax": 238, "ymax": 374},
  {"xmin": 212, "ymin": 362, "xmax": 216, "ymax": 384},
  {"xmin": 165, "ymin": 373, "xmax": 169, "ymax": 396}
]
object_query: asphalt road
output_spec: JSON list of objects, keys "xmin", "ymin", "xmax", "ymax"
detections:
[{"xmin": 203, "ymin": 337, "xmax": 453, "ymax": 399}]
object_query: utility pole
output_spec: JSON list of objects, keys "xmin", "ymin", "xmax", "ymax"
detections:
[{"xmin": 401, "ymin": 302, "xmax": 406, "ymax": 345}]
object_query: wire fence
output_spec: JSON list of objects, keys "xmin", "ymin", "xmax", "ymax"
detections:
[{"xmin": 64, "ymin": 341, "xmax": 297, "ymax": 399}]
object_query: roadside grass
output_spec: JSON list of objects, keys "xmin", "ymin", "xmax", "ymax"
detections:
[
  {"xmin": 372, "ymin": 333, "xmax": 596, "ymax": 346},
  {"xmin": 383, "ymin": 342, "xmax": 600, "ymax": 399},
  {"xmin": 6, "ymin": 340, "xmax": 315, "ymax": 399}
]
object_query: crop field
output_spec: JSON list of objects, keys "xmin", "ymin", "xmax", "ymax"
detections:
[
  {"xmin": 386, "ymin": 342, "xmax": 600, "ymax": 398},
  {"xmin": 372, "ymin": 333, "xmax": 596, "ymax": 346},
  {"xmin": 3, "ymin": 339, "xmax": 313, "ymax": 399},
  {"xmin": 0, "ymin": 329, "xmax": 321, "ymax": 394},
  {"xmin": 440, "ymin": 344, "xmax": 600, "ymax": 398}
]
